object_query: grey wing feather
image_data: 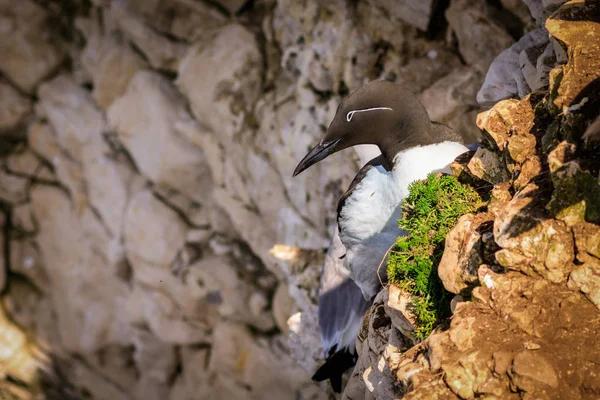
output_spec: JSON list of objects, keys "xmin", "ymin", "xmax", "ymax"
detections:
[{"xmin": 318, "ymin": 228, "xmax": 370, "ymax": 354}]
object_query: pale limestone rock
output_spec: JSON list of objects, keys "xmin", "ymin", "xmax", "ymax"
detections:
[
  {"xmin": 66, "ymin": 358, "xmax": 131, "ymax": 400},
  {"xmin": 366, "ymin": 0, "xmax": 434, "ymax": 31},
  {"xmin": 0, "ymin": 0, "xmax": 66, "ymax": 92},
  {"xmin": 125, "ymin": 190, "xmax": 188, "ymax": 270},
  {"xmin": 108, "ymin": 70, "xmax": 213, "ymax": 204},
  {"xmin": 385, "ymin": 48, "xmax": 462, "ymax": 95},
  {"xmin": 286, "ymin": 308, "xmax": 322, "ymax": 372},
  {"xmin": 30, "ymin": 185, "xmax": 132, "ymax": 352},
  {"xmin": 272, "ymin": 283, "xmax": 297, "ymax": 333},
  {"xmin": 37, "ymin": 75, "xmax": 106, "ymax": 163},
  {"xmin": 78, "ymin": 18, "xmax": 147, "ymax": 110},
  {"xmin": 6, "ymin": 149, "xmax": 41, "ymax": 177},
  {"xmin": 135, "ymin": 255, "xmax": 275, "ymax": 331},
  {"xmin": 121, "ymin": 0, "xmax": 226, "ymax": 42},
  {"xmin": 27, "ymin": 122, "xmax": 89, "ymax": 213},
  {"xmin": 108, "ymin": 3, "xmax": 187, "ymax": 71},
  {"xmin": 128, "ymin": 284, "xmax": 211, "ymax": 345},
  {"xmin": 446, "ymin": 0, "xmax": 514, "ymax": 70},
  {"xmin": 82, "ymin": 345, "xmax": 138, "ymax": 393},
  {"xmin": 477, "ymin": 29, "xmax": 549, "ymax": 107},
  {"xmin": 177, "ymin": 23, "xmax": 262, "ymax": 138},
  {"xmin": 132, "ymin": 328, "xmax": 177, "ymax": 400},
  {"xmin": 38, "ymin": 76, "xmax": 137, "ymax": 238},
  {"xmin": 0, "ymin": 170, "xmax": 28, "ymax": 204},
  {"xmin": 274, "ymin": 0, "xmax": 377, "ymax": 93},
  {"xmin": 168, "ymin": 347, "xmax": 211, "ymax": 400},
  {"xmin": 0, "ymin": 79, "xmax": 31, "ymax": 132},
  {"xmin": 9, "ymin": 239, "xmax": 49, "ymax": 293},
  {"xmin": 419, "ymin": 66, "xmax": 484, "ymax": 144},
  {"xmin": 210, "ymin": 322, "xmax": 324, "ymax": 400}
]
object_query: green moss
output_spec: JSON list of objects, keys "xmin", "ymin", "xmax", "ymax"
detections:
[{"xmin": 387, "ymin": 174, "xmax": 482, "ymax": 339}]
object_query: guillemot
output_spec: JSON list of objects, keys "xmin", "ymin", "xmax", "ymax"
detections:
[{"xmin": 293, "ymin": 80, "xmax": 471, "ymax": 392}]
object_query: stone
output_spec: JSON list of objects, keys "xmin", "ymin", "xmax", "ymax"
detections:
[
  {"xmin": 0, "ymin": 0, "xmax": 66, "ymax": 92},
  {"xmin": 366, "ymin": 0, "xmax": 434, "ymax": 31},
  {"xmin": 446, "ymin": 0, "xmax": 514, "ymax": 70},
  {"xmin": 467, "ymin": 147, "xmax": 510, "ymax": 184},
  {"xmin": 30, "ymin": 185, "xmax": 132, "ymax": 353},
  {"xmin": 477, "ymin": 29, "xmax": 549, "ymax": 107},
  {"xmin": 494, "ymin": 184, "xmax": 576, "ymax": 282},
  {"xmin": 386, "ymin": 48, "xmax": 463, "ymax": 95},
  {"xmin": 177, "ymin": 23, "xmax": 262, "ymax": 138},
  {"xmin": 131, "ymin": 328, "xmax": 177, "ymax": 400},
  {"xmin": 489, "ymin": 182, "xmax": 512, "ymax": 217},
  {"xmin": 524, "ymin": 0, "xmax": 568, "ymax": 27},
  {"xmin": 37, "ymin": 75, "xmax": 106, "ymax": 163},
  {"xmin": 439, "ymin": 213, "xmax": 492, "ymax": 295},
  {"xmin": 419, "ymin": 66, "xmax": 484, "ymax": 144},
  {"xmin": 108, "ymin": 70, "xmax": 213, "ymax": 204},
  {"xmin": 27, "ymin": 122, "xmax": 89, "ymax": 213},
  {"xmin": 546, "ymin": 0, "xmax": 600, "ymax": 111},
  {"xmin": 9, "ymin": 239, "xmax": 49, "ymax": 292},
  {"xmin": 120, "ymin": 0, "xmax": 226, "ymax": 43},
  {"xmin": 78, "ymin": 18, "xmax": 147, "ymax": 110},
  {"xmin": 107, "ymin": 3, "xmax": 187, "ymax": 71},
  {"xmin": 124, "ymin": 190, "xmax": 188, "ymax": 271},
  {"xmin": 209, "ymin": 322, "xmax": 323, "ymax": 399},
  {"xmin": 38, "ymin": 75, "xmax": 139, "ymax": 238},
  {"xmin": 168, "ymin": 347, "xmax": 211, "ymax": 400},
  {"xmin": 0, "ymin": 170, "xmax": 28, "ymax": 204},
  {"xmin": 384, "ymin": 284, "xmax": 417, "ymax": 344},
  {"xmin": 0, "ymin": 79, "xmax": 31, "ymax": 132},
  {"xmin": 272, "ymin": 283, "xmax": 297, "ymax": 333},
  {"xmin": 568, "ymin": 261, "xmax": 600, "ymax": 310},
  {"xmin": 6, "ymin": 149, "xmax": 41, "ymax": 177},
  {"xmin": 510, "ymin": 351, "xmax": 558, "ymax": 390},
  {"xmin": 572, "ymin": 222, "xmax": 600, "ymax": 260}
]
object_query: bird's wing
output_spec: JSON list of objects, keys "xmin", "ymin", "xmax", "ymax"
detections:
[
  {"xmin": 336, "ymin": 154, "xmax": 388, "ymax": 224},
  {"xmin": 318, "ymin": 228, "xmax": 371, "ymax": 354}
]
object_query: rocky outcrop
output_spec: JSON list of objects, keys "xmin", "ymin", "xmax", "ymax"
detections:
[{"xmin": 0, "ymin": 0, "xmax": 597, "ymax": 399}]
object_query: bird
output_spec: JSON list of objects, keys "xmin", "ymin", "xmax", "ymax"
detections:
[{"xmin": 293, "ymin": 80, "xmax": 473, "ymax": 392}]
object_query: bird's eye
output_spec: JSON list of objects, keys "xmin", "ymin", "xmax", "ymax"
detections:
[{"xmin": 346, "ymin": 111, "xmax": 355, "ymax": 122}]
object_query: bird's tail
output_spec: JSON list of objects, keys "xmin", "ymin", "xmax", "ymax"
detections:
[{"xmin": 311, "ymin": 347, "xmax": 358, "ymax": 393}]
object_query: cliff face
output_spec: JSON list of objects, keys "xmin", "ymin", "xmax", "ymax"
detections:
[{"xmin": 0, "ymin": 0, "xmax": 597, "ymax": 399}]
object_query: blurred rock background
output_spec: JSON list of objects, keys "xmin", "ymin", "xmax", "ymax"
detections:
[{"xmin": 0, "ymin": 0, "xmax": 589, "ymax": 399}]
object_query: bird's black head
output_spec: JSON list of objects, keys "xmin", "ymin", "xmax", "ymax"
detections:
[{"xmin": 293, "ymin": 80, "xmax": 433, "ymax": 176}]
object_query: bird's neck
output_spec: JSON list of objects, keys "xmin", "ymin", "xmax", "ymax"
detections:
[{"xmin": 389, "ymin": 141, "xmax": 470, "ymax": 184}]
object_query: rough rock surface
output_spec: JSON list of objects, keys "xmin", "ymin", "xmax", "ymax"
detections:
[{"xmin": 0, "ymin": 0, "xmax": 598, "ymax": 399}]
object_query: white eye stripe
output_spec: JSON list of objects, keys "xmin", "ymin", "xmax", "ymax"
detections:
[{"xmin": 346, "ymin": 107, "xmax": 393, "ymax": 122}]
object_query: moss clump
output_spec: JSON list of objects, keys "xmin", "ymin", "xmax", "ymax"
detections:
[{"xmin": 387, "ymin": 174, "xmax": 482, "ymax": 339}]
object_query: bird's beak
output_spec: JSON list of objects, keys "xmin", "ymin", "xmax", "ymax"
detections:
[{"xmin": 293, "ymin": 138, "xmax": 341, "ymax": 177}]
